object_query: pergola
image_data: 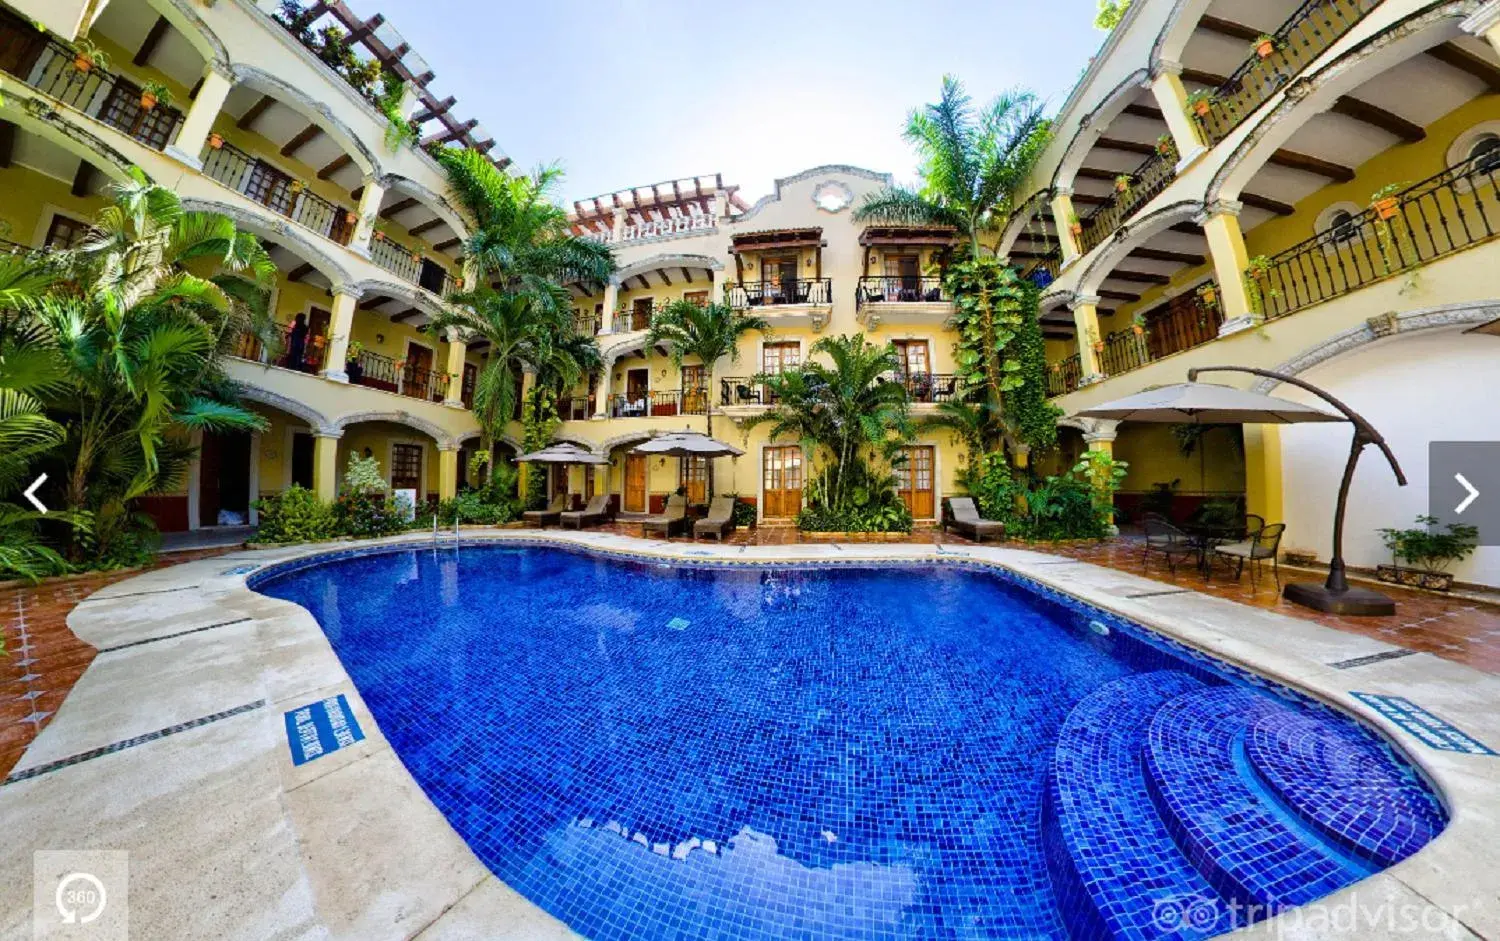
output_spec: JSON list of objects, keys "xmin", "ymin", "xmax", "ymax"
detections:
[{"xmin": 729, "ymin": 228, "xmax": 827, "ymax": 284}]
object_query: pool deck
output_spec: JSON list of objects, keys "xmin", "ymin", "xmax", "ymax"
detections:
[{"xmin": 1, "ymin": 530, "xmax": 1497, "ymax": 940}]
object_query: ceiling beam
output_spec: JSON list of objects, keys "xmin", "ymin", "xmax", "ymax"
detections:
[
  {"xmin": 287, "ymin": 263, "xmax": 316, "ymax": 283},
  {"xmin": 1122, "ymin": 103, "xmax": 1164, "ymax": 121},
  {"xmin": 1072, "ymin": 193, "xmax": 1110, "ymax": 206},
  {"xmin": 1094, "ymin": 136, "xmax": 1157, "ymax": 156},
  {"xmin": 657, "ymin": 269, "xmax": 672, "ymax": 286},
  {"xmin": 1097, "ymin": 289, "xmax": 1142, "ymax": 302},
  {"xmin": 1107, "ymin": 269, "xmax": 1173, "ymax": 285},
  {"xmin": 1170, "ymin": 222, "xmax": 1204, "ymax": 236},
  {"xmin": 1197, "ymin": 15, "xmax": 1261, "ymax": 42},
  {"xmin": 237, "ymin": 95, "xmax": 276, "ymax": 130},
  {"xmin": 408, "ymin": 218, "xmax": 446, "ymax": 237},
  {"xmin": 1268, "ymin": 148, "xmax": 1355, "ymax": 182},
  {"xmin": 71, "ymin": 161, "xmax": 96, "ymax": 197},
  {"xmin": 1330, "ymin": 97, "xmax": 1425, "ymax": 142},
  {"xmin": 0, "ymin": 120, "xmax": 14, "ymax": 169},
  {"xmin": 1130, "ymin": 247, "xmax": 1206, "ymax": 265},
  {"xmin": 359, "ymin": 296, "xmax": 391, "ymax": 311},
  {"xmin": 389, "ymin": 308, "xmax": 421, "ymax": 323},
  {"xmin": 1076, "ymin": 167, "xmax": 1122, "ymax": 182},
  {"xmin": 1425, "ymin": 42, "xmax": 1500, "ymax": 93},
  {"xmin": 280, "ymin": 124, "xmax": 323, "ymax": 159},
  {"xmin": 317, "ymin": 154, "xmax": 353, "ymax": 180},
  {"xmin": 435, "ymin": 237, "xmax": 461, "ymax": 251},
  {"xmin": 133, "ymin": 16, "xmax": 171, "ymax": 66},
  {"xmin": 680, "ymin": 268, "xmax": 694, "ymax": 283},
  {"xmin": 1240, "ymin": 191, "xmax": 1296, "ymax": 216},
  {"xmin": 1180, "ymin": 68, "xmax": 1229, "ymax": 88},
  {"xmin": 380, "ymin": 197, "xmax": 420, "ymax": 219}
]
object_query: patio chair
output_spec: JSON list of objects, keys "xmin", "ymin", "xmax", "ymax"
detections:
[
  {"xmin": 560, "ymin": 494, "xmax": 612, "ymax": 530},
  {"xmin": 642, "ymin": 494, "xmax": 689, "ymax": 538},
  {"xmin": 1214, "ymin": 522, "xmax": 1286, "ymax": 584},
  {"xmin": 1142, "ymin": 517, "xmax": 1200, "ymax": 575},
  {"xmin": 735, "ymin": 383, "xmax": 760, "ymax": 405},
  {"xmin": 523, "ymin": 494, "xmax": 568, "ymax": 528},
  {"xmin": 694, "ymin": 495, "xmax": 737, "ymax": 541},
  {"xmin": 943, "ymin": 497, "xmax": 1006, "ymax": 543}
]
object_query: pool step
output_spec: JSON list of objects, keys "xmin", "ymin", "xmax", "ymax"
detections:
[
  {"xmin": 1245, "ymin": 708, "xmax": 1445, "ymax": 869},
  {"xmin": 1045, "ymin": 671, "xmax": 1237, "ymax": 940},
  {"xmin": 1144, "ymin": 687, "xmax": 1362, "ymax": 911}
]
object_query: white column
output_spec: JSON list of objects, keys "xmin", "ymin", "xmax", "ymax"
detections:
[
  {"xmin": 350, "ymin": 177, "xmax": 387, "ymax": 258},
  {"xmin": 1462, "ymin": 3, "xmax": 1500, "ymax": 58},
  {"xmin": 321, "ymin": 285, "xmax": 361, "ymax": 382},
  {"xmin": 593, "ymin": 357, "xmax": 614, "ymax": 419},
  {"xmin": 165, "ymin": 66, "xmax": 233, "ymax": 170},
  {"xmin": 1052, "ymin": 188, "xmax": 1082, "ymax": 262},
  {"xmin": 710, "ymin": 267, "xmax": 723, "ymax": 303},
  {"xmin": 600, "ymin": 280, "xmax": 620, "ymax": 334},
  {"xmin": 1195, "ymin": 201, "xmax": 1257, "ymax": 335},
  {"xmin": 442, "ymin": 327, "xmax": 468, "ymax": 408},
  {"xmin": 248, "ymin": 431, "xmax": 261, "ymax": 525},
  {"xmin": 1149, "ymin": 61, "xmax": 1207, "ymax": 168}
]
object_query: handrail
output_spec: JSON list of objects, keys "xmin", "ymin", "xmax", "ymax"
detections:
[
  {"xmin": 201, "ymin": 139, "xmax": 356, "ymax": 246},
  {"xmin": 607, "ymin": 390, "xmax": 705, "ymax": 417},
  {"xmin": 719, "ymin": 377, "xmax": 776, "ymax": 406},
  {"xmin": 1256, "ymin": 150, "xmax": 1500, "ymax": 319},
  {"xmin": 886, "ymin": 372, "xmax": 965, "ymax": 403},
  {"xmin": 1077, "ymin": 141, "xmax": 1178, "ymax": 255},
  {"xmin": 856, "ymin": 276, "xmax": 948, "ymax": 307},
  {"xmin": 727, "ymin": 279, "xmax": 833, "ymax": 308},
  {"xmin": 1194, "ymin": 0, "xmax": 1382, "ymax": 146},
  {"xmin": 1046, "ymin": 354, "xmax": 1082, "ymax": 397}
]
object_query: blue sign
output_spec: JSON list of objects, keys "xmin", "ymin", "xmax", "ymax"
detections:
[
  {"xmin": 285, "ymin": 694, "xmax": 365, "ymax": 765},
  {"xmin": 1351, "ymin": 692, "xmax": 1495, "ymax": 756}
]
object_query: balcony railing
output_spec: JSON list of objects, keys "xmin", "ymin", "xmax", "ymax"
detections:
[
  {"xmin": 399, "ymin": 362, "xmax": 450, "ymax": 403},
  {"xmin": 1045, "ymin": 285, "xmax": 1224, "ymax": 395},
  {"xmin": 888, "ymin": 372, "xmax": 965, "ymax": 404},
  {"xmin": 607, "ymin": 390, "xmax": 706, "ymax": 418},
  {"xmin": 1258, "ymin": 151, "xmax": 1500, "ymax": 320},
  {"xmin": 347, "ymin": 348, "xmax": 401, "ymax": 391},
  {"xmin": 720, "ymin": 378, "xmax": 776, "ymax": 407},
  {"xmin": 1047, "ymin": 354, "xmax": 1082, "ymax": 397},
  {"xmin": 1194, "ymin": 0, "xmax": 1381, "ymax": 146},
  {"xmin": 580, "ymin": 211, "xmax": 719, "ymax": 246},
  {"xmin": 560, "ymin": 396, "xmax": 593, "ymax": 421},
  {"xmin": 0, "ymin": 23, "xmax": 185, "ymax": 151},
  {"xmin": 607, "ymin": 302, "xmax": 663, "ymax": 334},
  {"xmin": 1078, "ymin": 142, "xmax": 1179, "ymax": 255},
  {"xmin": 856, "ymin": 276, "xmax": 948, "ymax": 307},
  {"xmin": 366, "ymin": 234, "xmax": 459, "ymax": 297},
  {"xmin": 201, "ymin": 140, "xmax": 356, "ymax": 246},
  {"xmin": 727, "ymin": 279, "xmax": 833, "ymax": 308}
]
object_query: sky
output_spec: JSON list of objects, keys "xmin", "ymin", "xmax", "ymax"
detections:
[{"xmin": 367, "ymin": 0, "xmax": 1107, "ymax": 206}]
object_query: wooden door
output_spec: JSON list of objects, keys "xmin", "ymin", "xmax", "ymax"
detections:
[
  {"xmin": 625, "ymin": 368, "xmax": 649, "ymax": 415},
  {"xmin": 391, "ymin": 444, "xmax": 422, "ymax": 491},
  {"xmin": 886, "ymin": 254, "xmax": 921, "ymax": 297},
  {"xmin": 631, "ymin": 297, "xmax": 654, "ymax": 331},
  {"xmin": 244, "ymin": 160, "xmax": 296, "ymax": 217},
  {"xmin": 897, "ymin": 446, "xmax": 936, "ymax": 520},
  {"xmin": 403, "ymin": 344, "xmax": 435, "ymax": 400},
  {"xmin": 681, "ymin": 456, "xmax": 708, "ymax": 505},
  {"xmin": 623, "ymin": 454, "xmax": 647, "ymax": 513},
  {"xmin": 762, "ymin": 446, "xmax": 803, "ymax": 519},
  {"xmin": 893, "ymin": 340, "xmax": 931, "ymax": 402},
  {"xmin": 681, "ymin": 364, "xmax": 707, "ymax": 415},
  {"xmin": 300, "ymin": 307, "xmax": 330, "ymax": 371}
]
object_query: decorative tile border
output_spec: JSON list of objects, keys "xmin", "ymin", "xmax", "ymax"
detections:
[{"xmin": 1349, "ymin": 693, "xmax": 1496, "ymax": 756}]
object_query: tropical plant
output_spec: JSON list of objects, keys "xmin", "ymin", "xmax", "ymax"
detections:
[
  {"xmin": 1021, "ymin": 474, "xmax": 1108, "ymax": 540},
  {"xmin": 139, "ymin": 81, "xmax": 173, "ymax": 111},
  {"xmin": 1378, "ymin": 515, "xmax": 1479, "ymax": 574},
  {"xmin": 252, "ymin": 485, "xmax": 335, "ymax": 543},
  {"xmin": 854, "ymin": 76, "xmax": 1051, "ymax": 258},
  {"xmin": 958, "ymin": 450, "xmax": 1020, "ymax": 522},
  {"xmin": 375, "ymin": 72, "xmax": 418, "ymax": 152},
  {"xmin": 1072, "ymin": 449, "xmax": 1129, "ymax": 515},
  {"xmin": 332, "ymin": 490, "xmax": 406, "ymax": 538},
  {"xmin": 343, "ymin": 453, "xmax": 387, "ymax": 494},
  {"xmin": 1095, "ymin": 0, "xmax": 1132, "ymax": 29}
]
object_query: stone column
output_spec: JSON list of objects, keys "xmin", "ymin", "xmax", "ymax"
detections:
[
  {"xmin": 437, "ymin": 445, "xmax": 460, "ymax": 500},
  {"xmin": 1462, "ymin": 2, "xmax": 1500, "ymax": 59},
  {"xmin": 165, "ymin": 66, "xmax": 233, "ymax": 170},
  {"xmin": 600, "ymin": 280, "xmax": 620, "ymax": 334},
  {"xmin": 1149, "ymin": 61, "xmax": 1207, "ymax": 167},
  {"xmin": 312, "ymin": 432, "xmax": 341, "ymax": 502},
  {"xmin": 442, "ymin": 328, "xmax": 468, "ymax": 408},
  {"xmin": 1052, "ymin": 189, "xmax": 1082, "ymax": 261},
  {"xmin": 1244, "ymin": 424, "xmax": 1284, "ymax": 525},
  {"xmin": 710, "ymin": 266, "xmax": 723, "ymax": 304},
  {"xmin": 321, "ymin": 286, "xmax": 361, "ymax": 382},
  {"xmin": 592, "ymin": 357, "xmax": 614, "ymax": 419},
  {"xmin": 1069, "ymin": 294, "xmax": 1105, "ymax": 382},
  {"xmin": 350, "ymin": 178, "xmax": 387, "ymax": 258},
  {"xmin": 1196, "ymin": 201, "xmax": 1257, "ymax": 335}
]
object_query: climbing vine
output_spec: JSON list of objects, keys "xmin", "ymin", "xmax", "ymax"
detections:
[
  {"xmin": 520, "ymin": 385, "xmax": 559, "ymax": 510},
  {"xmin": 1005, "ymin": 276, "xmax": 1062, "ymax": 452}
]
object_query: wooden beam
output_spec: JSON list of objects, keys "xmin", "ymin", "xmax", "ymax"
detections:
[
  {"xmin": 1094, "ymin": 137, "xmax": 1156, "ymax": 156},
  {"xmin": 280, "ymin": 124, "xmax": 323, "ymax": 159},
  {"xmin": 1181, "ymin": 68, "xmax": 1229, "ymax": 88},
  {"xmin": 133, "ymin": 16, "xmax": 171, "ymax": 66},
  {"xmin": 359, "ymin": 296, "xmax": 391, "ymax": 311},
  {"xmin": 1107, "ymin": 269, "xmax": 1172, "ymax": 285},
  {"xmin": 237, "ymin": 95, "xmax": 275, "ymax": 130},
  {"xmin": 413, "ymin": 96, "xmax": 456, "ymax": 123},
  {"xmin": 1076, "ymin": 167, "xmax": 1121, "ymax": 182},
  {"xmin": 1098, "ymin": 289, "xmax": 1142, "ymax": 301},
  {"xmin": 1268, "ymin": 148, "xmax": 1355, "ymax": 182},
  {"xmin": 680, "ymin": 268, "xmax": 694, "ymax": 283},
  {"xmin": 435, "ymin": 237, "xmax": 461, "ymax": 251},
  {"xmin": 317, "ymin": 154, "xmax": 353, "ymax": 180},
  {"xmin": 1130, "ymin": 247, "xmax": 1206, "ymax": 265},
  {"xmin": 1197, "ymin": 15, "xmax": 1261, "ymax": 42},
  {"xmin": 1330, "ymin": 97, "xmax": 1425, "ymax": 142},
  {"xmin": 1239, "ymin": 191, "xmax": 1296, "ymax": 216},
  {"xmin": 71, "ymin": 161, "xmax": 96, "ymax": 197},
  {"xmin": 657, "ymin": 269, "xmax": 672, "ymax": 286},
  {"xmin": 287, "ymin": 262, "xmax": 316, "ymax": 283},
  {"xmin": 1170, "ymin": 222, "xmax": 1204, "ymax": 236},
  {"xmin": 379, "ymin": 197, "xmax": 420, "ymax": 219},
  {"xmin": 1122, "ymin": 103, "xmax": 1164, "ymax": 121},
  {"xmin": 389, "ymin": 308, "xmax": 421, "ymax": 323},
  {"xmin": 1072, "ymin": 193, "xmax": 1110, "ymax": 206},
  {"xmin": 1425, "ymin": 42, "xmax": 1500, "ymax": 93},
  {"xmin": 0, "ymin": 120, "xmax": 14, "ymax": 169},
  {"xmin": 408, "ymin": 218, "xmax": 446, "ymax": 237}
]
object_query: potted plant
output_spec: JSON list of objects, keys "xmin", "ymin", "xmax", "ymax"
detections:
[
  {"xmin": 289, "ymin": 178, "xmax": 305, "ymax": 195},
  {"xmin": 1252, "ymin": 34, "xmax": 1280, "ymax": 58},
  {"xmin": 345, "ymin": 340, "xmax": 364, "ymax": 382},
  {"xmin": 1114, "ymin": 174, "xmax": 1133, "ymax": 195},
  {"xmin": 1087, "ymin": 324, "xmax": 1104, "ymax": 353},
  {"xmin": 1131, "ymin": 312, "xmax": 1148, "ymax": 336},
  {"xmin": 1196, "ymin": 282, "xmax": 1218, "ymax": 306},
  {"xmin": 139, "ymin": 81, "xmax": 172, "ymax": 111},
  {"xmin": 1066, "ymin": 211, "xmax": 1083, "ymax": 238},
  {"xmin": 1185, "ymin": 89, "xmax": 1215, "ymax": 118},
  {"xmin": 1376, "ymin": 515, "xmax": 1479, "ymax": 591},
  {"xmin": 72, "ymin": 38, "xmax": 110, "ymax": 74},
  {"xmin": 208, "ymin": 131, "xmax": 225, "ymax": 150},
  {"xmin": 1370, "ymin": 181, "xmax": 1406, "ymax": 220},
  {"xmin": 1155, "ymin": 134, "xmax": 1175, "ymax": 157}
]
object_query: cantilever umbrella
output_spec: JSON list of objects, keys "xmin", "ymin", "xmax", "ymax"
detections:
[{"xmin": 1073, "ymin": 366, "xmax": 1408, "ymax": 616}]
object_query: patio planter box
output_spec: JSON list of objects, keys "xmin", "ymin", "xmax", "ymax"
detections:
[{"xmin": 1376, "ymin": 564, "xmax": 1455, "ymax": 592}]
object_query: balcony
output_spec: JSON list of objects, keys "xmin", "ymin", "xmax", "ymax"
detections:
[
  {"xmin": 855, "ymin": 276, "xmax": 954, "ymax": 329},
  {"xmin": 1047, "ymin": 354, "xmax": 1083, "ymax": 397},
  {"xmin": 726, "ymin": 279, "xmax": 833, "ymax": 331},
  {"xmin": 720, "ymin": 378, "xmax": 775, "ymax": 408},
  {"xmin": 606, "ymin": 390, "xmax": 707, "ymax": 418},
  {"xmin": 347, "ymin": 348, "xmax": 451, "ymax": 403},
  {"xmin": 582, "ymin": 211, "xmax": 719, "ymax": 246},
  {"xmin": 368, "ymin": 231, "xmax": 459, "ymax": 297},
  {"xmin": 1193, "ymin": 0, "xmax": 1381, "ymax": 147},
  {"xmin": 889, "ymin": 372, "xmax": 966, "ymax": 405},
  {"xmin": 201, "ymin": 140, "xmax": 356, "ymax": 246},
  {"xmin": 1046, "ymin": 284, "xmax": 1224, "ymax": 396},
  {"xmin": 0, "ymin": 19, "xmax": 184, "ymax": 151},
  {"xmin": 1256, "ymin": 151, "xmax": 1500, "ymax": 320},
  {"xmin": 1077, "ymin": 142, "xmax": 1179, "ymax": 255}
]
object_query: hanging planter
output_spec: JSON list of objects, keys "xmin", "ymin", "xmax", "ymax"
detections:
[
  {"xmin": 345, "ymin": 210, "xmax": 358, "ymax": 225},
  {"xmin": 208, "ymin": 132, "xmax": 225, "ymax": 150},
  {"xmin": 139, "ymin": 81, "xmax": 171, "ymax": 112},
  {"xmin": 289, "ymin": 179, "xmax": 305, "ymax": 195},
  {"xmin": 1185, "ymin": 89, "xmax": 1214, "ymax": 119},
  {"xmin": 1197, "ymin": 284, "xmax": 1217, "ymax": 305},
  {"xmin": 1155, "ymin": 134, "xmax": 1174, "ymax": 157},
  {"xmin": 1252, "ymin": 34, "xmax": 1280, "ymax": 59},
  {"xmin": 1372, "ymin": 197, "xmax": 1400, "ymax": 220},
  {"xmin": 1114, "ymin": 174, "xmax": 1132, "ymax": 195},
  {"xmin": 1131, "ymin": 313, "xmax": 1148, "ymax": 336}
]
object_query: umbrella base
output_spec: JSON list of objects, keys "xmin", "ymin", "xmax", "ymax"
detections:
[{"xmin": 1283, "ymin": 581, "xmax": 1397, "ymax": 617}]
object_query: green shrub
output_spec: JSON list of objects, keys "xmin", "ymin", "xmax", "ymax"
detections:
[
  {"xmin": 1379, "ymin": 515, "xmax": 1479, "ymax": 574},
  {"xmin": 253, "ymin": 485, "xmax": 336, "ymax": 543},
  {"xmin": 958, "ymin": 451, "xmax": 1020, "ymax": 522},
  {"xmin": 730, "ymin": 498, "xmax": 758, "ymax": 528},
  {"xmin": 333, "ymin": 491, "xmax": 407, "ymax": 538},
  {"xmin": 1017, "ymin": 475, "xmax": 1107, "ymax": 540},
  {"xmin": 343, "ymin": 453, "xmax": 388, "ymax": 494}
]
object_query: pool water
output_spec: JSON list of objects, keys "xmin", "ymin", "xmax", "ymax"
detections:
[{"xmin": 253, "ymin": 544, "xmax": 1446, "ymax": 940}]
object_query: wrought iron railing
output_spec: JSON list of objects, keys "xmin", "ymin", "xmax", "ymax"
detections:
[
  {"xmin": 1257, "ymin": 153, "xmax": 1500, "ymax": 320},
  {"xmin": 400, "ymin": 362, "xmax": 450, "ymax": 402},
  {"xmin": 0, "ymin": 26, "xmax": 186, "ymax": 151},
  {"xmin": 560, "ymin": 396, "xmax": 592, "ymax": 421},
  {"xmin": 1098, "ymin": 329, "xmax": 1153, "ymax": 376},
  {"xmin": 727, "ymin": 279, "xmax": 833, "ymax": 308},
  {"xmin": 1194, "ymin": 0, "xmax": 1381, "ymax": 146},
  {"xmin": 573, "ymin": 313, "xmax": 602, "ymax": 337},
  {"xmin": 1078, "ymin": 142, "xmax": 1179, "ymax": 255},
  {"xmin": 856, "ymin": 276, "xmax": 948, "ymax": 307},
  {"xmin": 607, "ymin": 390, "xmax": 700, "ymax": 418},
  {"xmin": 608, "ymin": 302, "xmax": 663, "ymax": 334},
  {"xmin": 887, "ymin": 372, "xmax": 965, "ymax": 404},
  {"xmin": 347, "ymin": 349, "xmax": 401, "ymax": 391},
  {"xmin": 369, "ymin": 233, "xmax": 422, "ymax": 284},
  {"xmin": 720, "ymin": 377, "xmax": 777, "ymax": 407},
  {"xmin": 201, "ymin": 140, "xmax": 357, "ymax": 246},
  {"xmin": 1047, "ymin": 354, "xmax": 1082, "ymax": 398}
]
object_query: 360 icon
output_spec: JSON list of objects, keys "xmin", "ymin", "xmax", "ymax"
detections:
[{"xmin": 55, "ymin": 871, "xmax": 107, "ymax": 925}]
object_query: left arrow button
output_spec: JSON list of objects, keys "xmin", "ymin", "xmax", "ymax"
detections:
[{"xmin": 23, "ymin": 473, "xmax": 48, "ymax": 513}]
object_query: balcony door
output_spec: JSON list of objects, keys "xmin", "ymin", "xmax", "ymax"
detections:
[
  {"xmin": 631, "ymin": 297, "xmax": 654, "ymax": 331},
  {"xmin": 762, "ymin": 446, "xmax": 803, "ymax": 519},
  {"xmin": 403, "ymin": 342, "xmax": 437, "ymax": 401},
  {"xmin": 893, "ymin": 339, "xmax": 930, "ymax": 376},
  {"xmin": 896, "ymin": 446, "xmax": 936, "ymax": 520},
  {"xmin": 681, "ymin": 364, "xmax": 707, "ymax": 415},
  {"xmin": 681, "ymin": 456, "xmax": 708, "ymax": 505},
  {"xmin": 623, "ymin": 453, "xmax": 647, "ymax": 513},
  {"xmin": 761, "ymin": 256, "xmax": 798, "ymax": 303},
  {"xmin": 244, "ymin": 160, "xmax": 296, "ymax": 217},
  {"xmin": 391, "ymin": 443, "xmax": 423, "ymax": 493},
  {"xmin": 885, "ymin": 254, "xmax": 921, "ymax": 298},
  {"xmin": 300, "ymin": 306, "xmax": 330, "ymax": 372}
]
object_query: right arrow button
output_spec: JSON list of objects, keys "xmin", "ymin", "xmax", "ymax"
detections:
[{"xmin": 1455, "ymin": 473, "xmax": 1480, "ymax": 515}]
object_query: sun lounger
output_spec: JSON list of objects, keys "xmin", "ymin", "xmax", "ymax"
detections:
[
  {"xmin": 523, "ymin": 494, "xmax": 567, "ymax": 528},
  {"xmin": 560, "ymin": 494, "xmax": 612, "ymax": 530},
  {"xmin": 642, "ymin": 494, "xmax": 689, "ymax": 538},
  {"xmin": 694, "ymin": 495, "xmax": 737, "ymax": 541},
  {"xmin": 943, "ymin": 497, "xmax": 1006, "ymax": 543}
]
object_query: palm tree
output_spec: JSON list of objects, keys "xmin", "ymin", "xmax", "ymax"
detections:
[
  {"xmin": 749, "ymin": 334, "xmax": 913, "ymax": 512},
  {"xmin": 854, "ymin": 76, "xmax": 1051, "ymax": 258},
  {"xmin": 435, "ymin": 149, "xmax": 615, "ymax": 319},
  {"xmin": 643, "ymin": 299, "xmax": 768, "ymax": 440}
]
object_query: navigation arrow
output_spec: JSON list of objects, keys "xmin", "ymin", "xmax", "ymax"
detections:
[
  {"xmin": 23, "ymin": 473, "xmax": 47, "ymax": 513},
  {"xmin": 1455, "ymin": 472, "xmax": 1480, "ymax": 515}
]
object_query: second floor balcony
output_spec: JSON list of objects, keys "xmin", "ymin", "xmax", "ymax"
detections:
[
  {"xmin": 202, "ymin": 140, "xmax": 356, "ymax": 246},
  {"xmin": 606, "ymin": 390, "xmax": 708, "ymax": 419},
  {"xmin": 855, "ymin": 276, "xmax": 954, "ymax": 328},
  {"xmin": 726, "ymin": 279, "xmax": 833, "ymax": 331},
  {"xmin": 1077, "ymin": 142, "xmax": 1179, "ymax": 256}
]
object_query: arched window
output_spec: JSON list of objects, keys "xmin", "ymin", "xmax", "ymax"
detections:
[
  {"xmin": 1468, "ymin": 134, "xmax": 1500, "ymax": 175},
  {"xmin": 1328, "ymin": 210, "xmax": 1359, "ymax": 244}
]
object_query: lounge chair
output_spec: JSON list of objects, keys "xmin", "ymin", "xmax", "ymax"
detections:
[
  {"xmin": 642, "ymin": 494, "xmax": 689, "ymax": 538},
  {"xmin": 523, "ymin": 494, "xmax": 567, "ymax": 528},
  {"xmin": 560, "ymin": 494, "xmax": 612, "ymax": 530},
  {"xmin": 694, "ymin": 495, "xmax": 737, "ymax": 541},
  {"xmin": 943, "ymin": 497, "xmax": 1006, "ymax": 543}
]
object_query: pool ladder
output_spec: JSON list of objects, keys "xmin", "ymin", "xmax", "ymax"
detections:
[{"xmin": 432, "ymin": 514, "xmax": 461, "ymax": 545}]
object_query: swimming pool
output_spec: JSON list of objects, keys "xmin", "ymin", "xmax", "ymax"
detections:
[{"xmin": 252, "ymin": 543, "xmax": 1446, "ymax": 940}]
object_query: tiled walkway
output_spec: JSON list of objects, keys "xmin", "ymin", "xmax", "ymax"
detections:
[{"xmin": 0, "ymin": 549, "xmax": 231, "ymax": 779}]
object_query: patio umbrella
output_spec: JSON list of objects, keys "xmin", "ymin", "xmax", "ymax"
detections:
[
  {"xmin": 1071, "ymin": 365, "xmax": 1407, "ymax": 617},
  {"xmin": 633, "ymin": 431, "xmax": 745, "ymax": 501},
  {"xmin": 515, "ymin": 442, "xmax": 609, "ymax": 465}
]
